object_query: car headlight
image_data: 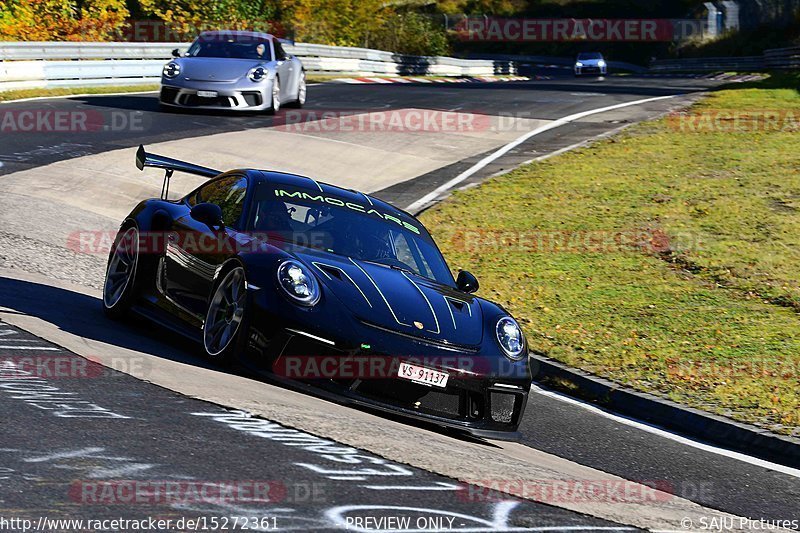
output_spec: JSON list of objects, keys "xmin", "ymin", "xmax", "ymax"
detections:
[
  {"xmin": 598, "ymin": 60, "xmax": 607, "ymax": 67},
  {"xmin": 575, "ymin": 62, "xmax": 584, "ymax": 67},
  {"xmin": 163, "ymin": 62, "xmax": 180, "ymax": 78},
  {"xmin": 249, "ymin": 67, "xmax": 267, "ymax": 82},
  {"xmin": 277, "ymin": 260, "xmax": 320, "ymax": 306},
  {"xmin": 496, "ymin": 317, "xmax": 524, "ymax": 360}
]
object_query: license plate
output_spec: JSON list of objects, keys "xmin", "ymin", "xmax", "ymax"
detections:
[
  {"xmin": 197, "ymin": 90, "xmax": 218, "ymax": 98},
  {"xmin": 398, "ymin": 362, "xmax": 449, "ymax": 388}
]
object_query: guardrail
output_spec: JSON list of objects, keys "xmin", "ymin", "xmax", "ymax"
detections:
[
  {"xmin": 764, "ymin": 45, "xmax": 800, "ymax": 69},
  {"xmin": 650, "ymin": 55, "xmax": 765, "ymax": 72},
  {"xmin": 651, "ymin": 45, "xmax": 800, "ymax": 72},
  {"xmin": 467, "ymin": 54, "xmax": 648, "ymax": 73},
  {"xmin": 0, "ymin": 41, "xmax": 517, "ymax": 92}
]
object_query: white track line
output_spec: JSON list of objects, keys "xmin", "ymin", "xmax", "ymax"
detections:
[
  {"xmin": 532, "ymin": 384, "xmax": 800, "ymax": 479},
  {"xmin": 0, "ymin": 345, "xmax": 61, "ymax": 350},
  {"xmin": 405, "ymin": 94, "xmax": 679, "ymax": 212}
]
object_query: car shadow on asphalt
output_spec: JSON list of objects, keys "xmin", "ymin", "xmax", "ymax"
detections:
[
  {"xmin": 0, "ymin": 275, "xmax": 503, "ymax": 448},
  {"xmin": 0, "ymin": 275, "xmax": 213, "ymax": 368},
  {"xmin": 72, "ymin": 94, "xmax": 270, "ymax": 118}
]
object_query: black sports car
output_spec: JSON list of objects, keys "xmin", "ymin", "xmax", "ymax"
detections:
[{"xmin": 103, "ymin": 146, "xmax": 531, "ymax": 438}]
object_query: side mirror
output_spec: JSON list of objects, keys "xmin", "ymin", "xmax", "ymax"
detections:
[
  {"xmin": 171, "ymin": 48, "xmax": 181, "ymax": 58},
  {"xmin": 190, "ymin": 202, "xmax": 223, "ymax": 228},
  {"xmin": 456, "ymin": 270, "xmax": 479, "ymax": 294}
]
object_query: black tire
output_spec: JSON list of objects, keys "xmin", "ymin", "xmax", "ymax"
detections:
[
  {"xmin": 285, "ymin": 71, "xmax": 306, "ymax": 109},
  {"xmin": 202, "ymin": 265, "xmax": 250, "ymax": 365},
  {"xmin": 102, "ymin": 225, "xmax": 141, "ymax": 320},
  {"xmin": 266, "ymin": 77, "xmax": 281, "ymax": 115}
]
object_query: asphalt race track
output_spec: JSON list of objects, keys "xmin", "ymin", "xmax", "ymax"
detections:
[
  {"xmin": 0, "ymin": 323, "xmax": 627, "ymax": 532},
  {"xmin": 1, "ymin": 72, "xmax": 798, "ymax": 532}
]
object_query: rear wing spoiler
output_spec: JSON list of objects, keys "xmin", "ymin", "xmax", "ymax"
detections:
[
  {"xmin": 136, "ymin": 144, "xmax": 220, "ymax": 179},
  {"xmin": 136, "ymin": 144, "xmax": 221, "ymax": 200}
]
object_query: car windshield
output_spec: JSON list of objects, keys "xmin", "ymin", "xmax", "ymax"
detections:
[
  {"xmin": 187, "ymin": 37, "xmax": 273, "ymax": 61},
  {"xmin": 249, "ymin": 186, "xmax": 455, "ymax": 286},
  {"xmin": 578, "ymin": 53, "xmax": 603, "ymax": 60}
]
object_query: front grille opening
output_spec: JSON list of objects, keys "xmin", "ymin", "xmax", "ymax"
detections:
[
  {"xmin": 357, "ymin": 380, "xmax": 464, "ymax": 419},
  {"xmin": 490, "ymin": 391, "xmax": 517, "ymax": 424},
  {"xmin": 160, "ymin": 87, "xmax": 179, "ymax": 104},
  {"xmin": 272, "ymin": 335, "xmax": 347, "ymax": 381},
  {"xmin": 180, "ymin": 94, "xmax": 233, "ymax": 107},
  {"xmin": 242, "ymin": 91, "xmax": 262, "ymax": 107},
  {"xmin": 467, "ymin": 392, "xmax": 484, "ymax": 419}
]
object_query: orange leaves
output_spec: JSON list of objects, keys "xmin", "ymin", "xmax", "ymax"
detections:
[{"xmin": 0, "ymin": 0, "xmax": 128, "ymax": 41}]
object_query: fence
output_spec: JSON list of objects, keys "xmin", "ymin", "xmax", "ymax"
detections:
[{"xmin": 0, "ymin": 41, "xmax": 517, "ymax": 92}]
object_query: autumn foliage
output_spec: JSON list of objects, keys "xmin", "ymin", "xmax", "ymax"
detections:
[
  {"xmin": 0, "ymin": 0, "xmax": 477, "ymax": 54},
  {"xmin": 0, "ymin": 0, "xmax": 128, "ymax": 41}
]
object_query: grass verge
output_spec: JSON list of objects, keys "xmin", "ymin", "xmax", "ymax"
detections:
[
  {"xmin": 421, "ymin": 72, "xmax": 800, "ymax": 436},
  {"xmin": 0, "ymin": 85, "xmax": 161, "ymax": 102}
]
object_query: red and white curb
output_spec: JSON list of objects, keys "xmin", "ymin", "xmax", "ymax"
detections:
[
  {"xmin": 333, "ymin": 76, "xmax": 535, "ymax": 85},
  {"xmin": 637, "ymin": 73, "xmax": 765, "ymax": 82}
]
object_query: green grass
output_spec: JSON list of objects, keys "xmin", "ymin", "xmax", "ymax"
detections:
[
  {"xmin": 421, "ymin": 73, "xmax": 800, "ymax": 436},
  {"xmin": 0, "ymin": 85, "xmax": 161, "ymax": 102},
  {"xmin": 307, "ymin": 74, "xmax": 352, "ymax": 84}
]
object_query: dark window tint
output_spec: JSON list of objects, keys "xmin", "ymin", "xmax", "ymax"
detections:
[
  {"xmin": 274, "ymin": 41, "xmax": 286, "ymax": 61},
  {"xmin": 249, "ymin": 186, "xmax": 454, "ymax": 286},
  {"xmin": 187, "ymin": 38, "xmax": 273, "ymax": 61},
  {"xmin": 191, "ymin": 176, "xmax": 248, "ymax": 228}
]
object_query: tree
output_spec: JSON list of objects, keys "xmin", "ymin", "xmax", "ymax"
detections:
[
  {"xmin": 436, "ymin": 0, "xmax": 524, "ymax": 15},
  {"xmin": 74, "ymin": 0, "xmax": 130, "ymax": 41},
  {"xmin": 371, "ymin": 11, "xmax": 450, "ymax": 55},
  {"xmin": 137, "ymin": 0, "xmax": 282, "ymax": 38},
  {"xmin": 0, "ymin": 0, "xmax": 128, "ymax": 40},
  {"xmin": 0, "ymin": 0, "xmax": 77, "ymax": 40},
  {"xmin": 287, "ymin": 0, "xmax": 392, "ymax": 47}
]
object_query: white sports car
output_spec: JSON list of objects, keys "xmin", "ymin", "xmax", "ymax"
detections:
[
  {"xmin": 159, "ymin": 30, "xmax": 306, "ymax": 114},
  {"xmin": 574, "ymin": 52, "xmax": 608, "ymax": 76}
]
